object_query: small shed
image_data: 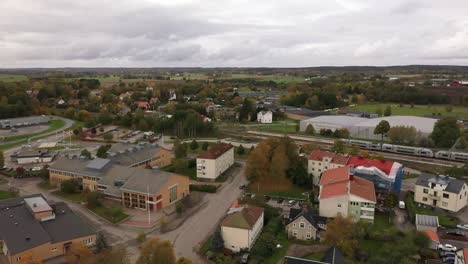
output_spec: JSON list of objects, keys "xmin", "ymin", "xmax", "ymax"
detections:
[{"xmin": 415, "ymin": 214, "xmax": 439, "ymax": 232}]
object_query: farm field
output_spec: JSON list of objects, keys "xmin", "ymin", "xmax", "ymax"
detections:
[
  {"xmin": 170, "ymin": 72, "xmax": 305, "ymax": 83},
  {"xmin": 348, "ymin": 103, "xmax": 468, "ymax": 119},
  {"xmin": 0, "ymin": 74, "xmax": 28, "ymax": 82}
]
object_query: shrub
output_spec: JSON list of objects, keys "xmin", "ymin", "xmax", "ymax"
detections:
[
  {"xmin": 190, "ymin": 140, "xmax": 199, "ymax": 150},
  {"xmin": 85, "ymin": 191, "xmax": 102, "ymax": 208},
  {"xmin": 236, "ymin": 145, "xmax": 245, "ymax": 155},
  {"xmin": 61, "ymin": 179, "xmax": 79, "ymax": 194},
  {"xmin": 137, "ymin": 231, "xmax": 147, "ymax": 244},
  {"xmin": 189, "ymin": 184, "xmax": 218, "ymax": 193},
  {"xmin": 202, "ymin": 142, "xmax": 209, "ymax": 151}
]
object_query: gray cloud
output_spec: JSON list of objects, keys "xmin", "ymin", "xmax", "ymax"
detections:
[{"xmin": 0, "ymin": 0, "xmax": 468, "ymax": 67}]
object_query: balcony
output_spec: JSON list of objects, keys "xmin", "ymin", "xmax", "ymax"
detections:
[
  {"xmin": 361, "ymin": 206, "xmax": 375, "ymax": 212},
  {"xmin": 428, "ymin": 193, "xmax": 440, "ymax": 200}
]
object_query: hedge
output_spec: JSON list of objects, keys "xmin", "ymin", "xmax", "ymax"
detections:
[{"xmin": 190, "ymin": 184, "xmax": 218, "ymax": 193}]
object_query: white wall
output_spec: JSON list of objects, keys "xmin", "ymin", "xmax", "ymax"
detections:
[
  {"xmin": 222, "ymin": 226, "xmax": 249, "ymax": 253},
  {"xmin": 197, "ymin": 148, "xmax": 234, "ymax": 180}
]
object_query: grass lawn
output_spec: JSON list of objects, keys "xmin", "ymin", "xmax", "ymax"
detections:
[
  {"xmin": 0, "ymin": 179, "xmax": 7, "ymax": 185},
  {"xmin": 303, "ymin": 252, "xmax": 324, "ymax": 261},
  {"xmin": 368, "ymin": 213, "xmax": 395, "ymax": 233},
  {"xmin": 161, "ymin": 159, "xmax": 197, "ymax": 180},
  {"xmin": 37, "ymin": 181, "xmax": 57, "ymax": 190},
  {"xmin": 348, "ymin": 103, "xmax": 468, "ymax": 119},
  {"xmin": 0, "ymin": 74, "xmax": 28, "ymax": 82},
  {"xmin": 0, "ymin": 190, "xmax": 16, "ymax": 200},
  {"xmin": 263, "ymin": 232, "xmax": 290, "ymax": 264},
  {"xmin": 248, "ymin": 184, "xmax": 309, "ymax": 200},
  {"xmin": 52, "ymin": 190, "xmax": 83, "ymax": 202},
  {"xmin": 2, "ymin": 119, "xmax": 66, "ymax": 143},
  {"xmin": 253, "ymin": 122, "xmax": 298, "ymax": 134},
  {"xmin": 89, "ymin": 205, "xmax": 129, "ymax": 224}
]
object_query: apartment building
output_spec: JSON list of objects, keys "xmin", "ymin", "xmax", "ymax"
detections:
[
  {"xmin": 319, "ymin": 166, "xmax": 376, "ymax": 223},
  {"xmin": 196, "ymin": 143, "xmax": 234, "ymax": 180},
  {"xmin": 308, "ymin": 150, "xmax": 403, "ymax": 192},
  {"xmin": 106, "ymin": 143, "xmax": 174, "ymax": 169},
  {"xmin": 308, "ymin": 150, "xmax": 349, "ymax": 185},
  {"xmin": 48, "ymin": 157, "xmax": 189, "ymax": 211},
  {"xmin": 414, "ymin": 173, "xmax": 467, "ymax": 212},
  {"xmin": 221, "ymin": 205, "xmax": 264, "ymax": 253},
  {"xmin": 0, "ymin": 195, "xmax": 96, "ymax": 264}
]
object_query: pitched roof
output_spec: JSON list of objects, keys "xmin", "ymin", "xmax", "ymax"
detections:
[
  {"xmin": 415, "ymin": 214, "xmax": 439, "ymax": 227},
  {"xmin": 221, "ymin": 205, "xmax": 263, "ymax": 229},
  {"xmin": 0, "ymin": 195, "xmax": 95, "ymax": 255},
  {"xmin": 198, "ymin": 143, "xmax": 233, "ymax": 160},
  {"xmin": 347, "ymin": 156, "xmax": 395, "ymax": 175},
  {"xmin": 463, "ymin": 248, "xmax": 468, "ymax": 264},
  {"xmin": 284, "ymin": 247, "xmax": 344, "ymax": 264},
  {"xmin": 287, "ymin": 208, "xmax": 328, "ymax": 230},
  {"xmin": 320, "ymin": 166, "xmax": 376, "ymax": 202},
  {"xmin": 423, "ymin": 230, "xmax": 440, "ymax": 243},
  {"xmin": 415, "ymin": 173, "xmax": 465, "ymax": 194},
  {"xmin": 309, "ymin": 150, "xmax": 349, "ymax": 165}
]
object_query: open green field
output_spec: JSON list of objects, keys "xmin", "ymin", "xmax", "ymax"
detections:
[
  {"xmin": 253, "ymin": 122, "xmax": 298, "ymax": 134},
  {"xmin": 170, "ymin": 72, "xmax": 305, "ymax": 83},
  {"xmin": 0, "ymin": 74, "xmax": 28, "ymax": 82},
  {"xmin": 348, "ymin": 103, "xmax": 468, "ymax": 119}
]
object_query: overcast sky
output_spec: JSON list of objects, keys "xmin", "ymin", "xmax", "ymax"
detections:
[{"xmin": 1, "ymin": 0, "xmax": 468, "ymax": 68}]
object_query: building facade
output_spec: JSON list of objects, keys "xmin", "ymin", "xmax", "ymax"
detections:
[
  {"xmin": 257, "ymin": 110, "xmax": 273, "ymax": 124},
  {"xmin": 0, "ymin": 195, "xmax": 96, "ymax": 264},
  {"xmin": 285, "ymin": 208, "xmax": 327, "ymax": 241},
  {"xmin": 308, "ymin": 150, "xmax": 349, "ymax": 185},
  {"xmin": 414, "ymin": 173, "xmax": 468, "ymax": 212},
  {"xmin": 319, "ymin": 166, "xmax": 376, "ymax": 223},
  {"xmin": 197, "ymin": 143, "xmax": 234, "ymax": 180},
  {"xmin": 221, "ymin": 205, "xmax": 264, "ymax": 253},
  {"xmin": 10, "ymin": 149, "xmax": 56, "ymax": 165}
]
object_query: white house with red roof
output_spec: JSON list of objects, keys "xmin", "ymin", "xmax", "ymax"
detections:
[
  {"xmin": 308, "ymin": 150, "xmax": 403, "ymax": 192},
  {"xmin": 319, "ymin": 166, "xmax": 376, "ymax": 223}
]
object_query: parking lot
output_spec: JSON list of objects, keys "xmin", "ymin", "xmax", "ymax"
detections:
[{"xmin": 0, "ymin": 124, "xmax": 49, "ymax": 138}]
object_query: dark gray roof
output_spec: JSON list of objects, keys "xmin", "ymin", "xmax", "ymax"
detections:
[
  {"xmin": 287, "ymin": 208, "xmax": 328, "ymax": 230},
  {"xmin": 41, "ymin": 202, "xmax": 95, "ymax": 243},
  {"xmin": 416, "ymin": 214, "xmax": 439, "ymax": 227},
  {"xmin": 120, "ymin": 169, "xmax": 173, "ymax": 195},
  {"xmin": 14, "ymin": 149, "xmax": 56, "ymax": 158},
  {"xmin": 415, "ymin": 173, "xmax": 465, "ymax": 194},
  {"xmin": 0, "ymin": 195, "xmax": 95, "ymax": 255},
  {"xmin": 107, "ymin": 143, "xmax": 165, "ymax": 167}
]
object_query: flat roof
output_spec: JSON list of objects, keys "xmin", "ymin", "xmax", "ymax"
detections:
[
  {"xmin": 353, "ymin": 116, "xmax": 437, "ymax": 134},
  {"xmin": 301, "ymin": 115, "xmax": 367, "ymax": 127}
]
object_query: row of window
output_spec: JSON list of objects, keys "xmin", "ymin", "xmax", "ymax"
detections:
[
  {"xmin": 291, "ymin": 230, "xmax": 312, "ymax": 239},
  {"xmin": 292, "ymin": 222, "xmax": 313, "ymax": 230},
  {"xmin": 423, "ymin": 188, "xmax": 467, "ymax": 200}
]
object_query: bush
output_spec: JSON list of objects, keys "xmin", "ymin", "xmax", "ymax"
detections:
[
  {"xmin": 61, "ymin": 179, "xmax": 79, "ymax": 194},
  {"xmin": 202, "ymin": 142, "xmax": 209, "ymax": 151},
  {"xmin": 85, "ymin": 191, "xmax": 102, "ymax": 208},
  {"xmin": 236, "ymin": 145, "xmax": 245, "ymax": 155},
  {"xmin": 176, "ymin": 201, "xmax": 185, "ymax": 216},
  {"xmin": 137, "ymin": 231, "xmax": 147, "ymax": 244},
  {"xmin": 190, "ymin": 140, "xmax": 199, "ymax": 150},
  {"xmin": 189, "ymin": 184, "xmax": 218, "ymax": 193}
]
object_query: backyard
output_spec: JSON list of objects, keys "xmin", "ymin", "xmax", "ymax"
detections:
[
  {"xmin": 0, "ymin": 190, "xmax": 16, "ymax": 200},
  {"xmin": 406, "ymin": 193, "xmax": 458, "ymax": 228}
]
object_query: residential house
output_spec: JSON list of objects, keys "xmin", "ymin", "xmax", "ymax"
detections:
[
  {"xmin": 149, "ymin": 97, "xmax": 159, "ymax": 105},
  {"xmin": 221, "ymin": 205, "xmax": 264, "ymax": 253},
  {"xmin": 284, "ymin": 247, "xmax": 344, "ymax": 264},
  {"xmin": 308, "ymin": 150, "xmax": 349, "ymax": 185},
  {"xmin": 196, "ymin": 143, "xmax": 234, "ymax": 180},
  {"xmin": 455, "ymin": 248, "xmax": 468, "ymax": 264},
  {"xmin": 56, "ymin": 98, "xmax": 66, "ymax": 106},
  {"xmin": 0, "ymin": 195, "xmax": 96, "ymax": 264},
  {"xmin": 257, "ymin": 110, "xmax": 273, "ymax": 124},
  {"xmin": 414, "ymin": 173, "xmax": 468, "ymax": 212},
  {"xmin": 308, "ymin": 150, "xmax": 403, "ymax": 192},
  {"xmin": 319, "ymin": 166, "xmax": 376, "ymax": 223},
  {"xmin": 136, "ymin": 101, "xmax": 151, "ymax": 110},
  {"xmin": 285, "ymin": 208, "xmax": 327, "ymax": 241},
  {"xmin": 423, "ymin": 230, "xmax": 440, "ymax": 250},
  {"xmin": 10, "ymin": 149, "xmax": 57, "ymax": 165},
  {"xmin": 48, "ymin": 157, "xmax": 189, "ymax": 210},
  {"xmin": 415, "ymin": 214, "xmax": 439, "ymax": 232}
]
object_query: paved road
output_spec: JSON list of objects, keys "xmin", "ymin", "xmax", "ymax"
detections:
[{"xmin": 145, "ymin": 163, "xmax": 247, "ymax": 263}]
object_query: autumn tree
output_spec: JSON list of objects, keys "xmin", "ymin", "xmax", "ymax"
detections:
[
  {"xmin": 331, "ymin": 140, "xmax": 345, "ymax": 153},
  {"xmin": 137, "ymin": 238, "xmax": 176, "ymax": 264},
  {"xmin": 388, "ymin": 126, "xmax": 417, "ymax": 145},
  {"xmin": 430, "ymin": 117, "xmax": 461, "ymax": 148},
  {"xmin": 322, "ymin": 216, "xmax": 362, "ymax": 260},
  {"xmin": 384, "ymin": 105, "xmax": 392, "ymax": 116}
]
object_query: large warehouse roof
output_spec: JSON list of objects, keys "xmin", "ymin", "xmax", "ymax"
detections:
[
  {"xmin": 301, "ymin": 115, "xmax": 367, "ymax": 127},
  {"xmin": 353, "ymin": 116, "xmax": 437, "ymax": 134}
]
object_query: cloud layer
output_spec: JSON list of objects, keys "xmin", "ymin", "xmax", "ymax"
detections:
[{"xmin": 1, "ymin": 0, "xmax": 468, "ymax": 67}]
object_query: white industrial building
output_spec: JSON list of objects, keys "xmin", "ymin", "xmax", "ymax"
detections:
[{"xmin": 300, "ymin": 115, "xmax": 437, "ymax": 140}]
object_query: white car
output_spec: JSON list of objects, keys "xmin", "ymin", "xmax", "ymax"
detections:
[
  {"xmin": 438, "ymin": 244, "xmax": 457, "ymax": 252},
  {"xmin": 457, "ymin": 224, "xmax": 468, "ymax": 231},
  {"xmin": 31, "ymin": 167, "xmax": 42, "ymax": 171}
]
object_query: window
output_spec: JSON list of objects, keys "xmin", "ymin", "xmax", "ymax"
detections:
[
  {"xmin": 292, "ymin": 230, "xmax": 297, "ymax": 237},
  {"xmin": 422, "ymin": 197, "xmax": 428, "ymax": 202},
  {"xmin": 300, "ymin": 222, "xmax": 305, "ymax": 228},
  {"xmin": 423, "ymin": 189, "xmax": 428, "ymax": 194},
  {"xmin": 443, "ymin": 193, "xmax": 449, "ymax": 199},
  {"xmin": 442, "ymin": 202, "xmax": 448, "ymax": 207},
  {"xmin": 293, "ymin": 223, "xmax": 296, "ymax": 228},
  {"xmin": 169, "ymin": 185, "xmax": 178, "ymax": 203},
  {"xmin": 434, "ymin": 191, "xmax": 438, "ymax": 196},
  {"xmin": 337, "ymin": 204, "xmax": 342, "ymax": 208},
  {"xmin": 306, "ymin": 233, "xmax": 311, "ymax": 239}
]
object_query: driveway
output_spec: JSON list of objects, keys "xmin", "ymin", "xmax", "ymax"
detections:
[{"xmin": 146, "ymin": 163, "xmax": 248, "ymax": 263}]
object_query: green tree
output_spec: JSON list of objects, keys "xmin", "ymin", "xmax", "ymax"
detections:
[
  {"xmin": 384, "ymin": 105, "xmax": 392, "ymax": 116},
  {"xmin": 137, "ymin": 231, "xmax": 147, "ymax": 244},
  {"xmin": 103, "ymin": 133, "xmax": 114, "ymax": 142},
  {"xmin": 211, "ymin": 227, "xmax": 224, "ymax": 252},
  {"xmin": 96, "ymin": 144, "xmax": 111, "ymax": 158},
  {"xmin": 388, "ymin": 126, "xmax": 417, "ymax": 145},
  {"xmin": 80, "ymin": 149, "xmax": 92, "ymax": 159},
  {"xmin": 236, "ymin": 144, "xmax": 245, "ymax": 155},
  {"xmin": 0, "ymin": 151, "xmax": 4, "ymax": 168},
  {"xmin": 85, "ymin": 191, "xmax": 101, "ymax": 208},
  {"xmin": 190, "ymin": 140, "xmax": 198, "ymax": 150},
  {"xmin": 331, "ymin": 140, "xmax": 345, "ymax": 153},
  {"xmin": 430, "ymin": 117, "xmax": 461, "ymax": 148},
  {"xmin": 61, "ymin": 179, "xmax": 79, "ymax": 194},
  {"xmin": 176, "ymin": 201, "xmax": 185, "ymax": 216},
  {"xmin": 174, "ymin": 141, "xmax": 187, "ymax": 158},
  {"xmin": 201, "ymin": 142, "xmax": 209, "ymax": 151},
  {"xmin": 177, "ymin": 258, "xmax": 192, "ymax": 264},
  {"xmin": 137, "ymin": 239, "xmax": 176, "ymax": 264},
  {"xmin": 305, "ymin": 124, "xmax": 315, "ymax": 135},
  {"xmin": 95, "ymin": 232, "xmax": 109, "ymax": 253},
  {"xmin": 374, "ymin": 120, "xmax": 390, "ymax": 149}
]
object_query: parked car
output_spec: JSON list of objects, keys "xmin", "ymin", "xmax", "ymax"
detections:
[
  {"xmin": 287, "ymin": 200, "xmax": 296, "ymax": 206},
  {"xmin": 439, "ymin": 251, "xmax": 456, "ymax": 257},
  {"xmin": 457, "ymin": 224, "xmax": 468, "ymax": 231},
  {"xmin": 442, "ymin": 256, "xmax": 455, "ymax": 263},
  {"xmin": 438, "ymin": 244, "xmax": 457, "ymax": 252},
  {"xmin": 241, "ymin": 253, "xmax": 249, "ymax": 264},
  {"xmin": 446, "ymin": 230, "xmax": 465, "ymax": 237},
  {"xmin": 31, "ymin": 167, "xmax": 42, "ymax": 171},
  {"xmin": 239, "ymin": 184, "xmax": 246, "ymax": 190}
]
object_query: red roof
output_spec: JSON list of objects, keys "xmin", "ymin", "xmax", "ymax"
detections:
[
  {"xmin": 309, "ymin": 150, "xmax": 349, "ymax": 165},
  {"xmin": 136, "ymin": 101, "xmax": 150, "ymax": 108},
  {"xmin": 423, "ymin": 230, "xmax": 440, "ymax": 243},
  {"xmin": 198, "ymin": 143, "xmax": 233, "ymax": 159},
  {"xmin": 347, "ymin": 156, "xmax": 394, "ymax": 175},
  {"xmin": 463, "ymin": 248, "xmax": 468, "ymax": 264},
  {"xmin": 320, "ymin": 166, "xmax": 376, "ymax": 202}
]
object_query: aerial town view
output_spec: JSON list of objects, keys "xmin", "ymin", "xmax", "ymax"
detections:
[{"xmin": 1, "ymin": 1, "xmax": 468, "ymax": 264}]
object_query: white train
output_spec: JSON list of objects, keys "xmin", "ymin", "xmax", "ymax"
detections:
[{"xmin": 345, "ymin": 139, "xmax": 468, "ymax": 162}]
